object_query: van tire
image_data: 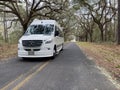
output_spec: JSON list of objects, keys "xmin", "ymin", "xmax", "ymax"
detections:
[
  {"xmin": 51, "ymin": 46, "xmax": 57, "ymax": 59},
  {"xmin": 61, "ymin": 44, "xmax": 64, "ymax": 51}
]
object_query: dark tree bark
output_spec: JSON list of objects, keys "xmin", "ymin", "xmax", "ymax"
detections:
[
  {"xmin": 89, "ymin": 31, "xmax": 93, "ymax": 42},
  {"xmin": 85, "ymin": 32, "xmax": 88, "ymax": 42},
  {"xmin": 117, "ymin": 0, "xmax": 120, "ymax": 44}
]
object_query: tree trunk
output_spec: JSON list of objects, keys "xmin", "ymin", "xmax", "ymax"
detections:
[
  {"xmin": 22, "ymin": 23, "xmax": 28, "ymax": 34},
  {"xmin": 85, "ymin": 32, "xmax": 88, "ymax": 42},
  {"xmin": 100, "ymin": 30, "xmax": 104, "ymax": 41},
  {"xmin": 99, "ymin": 24, "xmax": 104, "ymax": 41},
  {"xmin": 3, "ymin": 11, "xmax": 8, "ymax": 42},
  {"xmin": 104, "ymin": 22, "xmax": 108, "ymax": 41},
  {"xmin": 89, "ymin": 33, "xmax": 93, "ymax": 42},
  {"xmin": 78, "ymin": 36, "xmax": 81, "ymax": 41},
  {"xmin": 117, "ymin": 0, "xmax": 120, "ymax": 44}
]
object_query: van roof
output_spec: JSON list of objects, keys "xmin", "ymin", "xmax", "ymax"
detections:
[{"xmin": 30, "ymin": 19, "xmax": 57, "ymax": 25}]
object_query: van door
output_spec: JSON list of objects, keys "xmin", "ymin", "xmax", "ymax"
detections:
[{"xmin": 54, "ymin": 26, "xmax": 63, "ymax": 51}]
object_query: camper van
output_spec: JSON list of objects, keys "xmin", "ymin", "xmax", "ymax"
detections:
[{"xmin": 18, "ymin": 19, "xmax": 64, "ymax": 58}]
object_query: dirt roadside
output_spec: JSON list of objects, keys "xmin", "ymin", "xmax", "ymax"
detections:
[
  {"xmin": 77, "ymin": 42, "xmax": 120, "ymax": 84},
  {"xmin": 0, "ymin": 44, "xmax": 17, "ymax": 61}
]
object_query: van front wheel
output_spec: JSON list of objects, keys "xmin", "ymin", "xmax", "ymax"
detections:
[
  {"xmin": 51, "ymin": 46, "xmax": 57, "ymax": 59},
  {"xmin": 61, "ymin": 44, "xmax": 64, "ymax": 51}
]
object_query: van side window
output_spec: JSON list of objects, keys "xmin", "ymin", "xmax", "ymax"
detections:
[{"xmin": 55, "ymin": 26, "xmax": 64, "ymax": 37}]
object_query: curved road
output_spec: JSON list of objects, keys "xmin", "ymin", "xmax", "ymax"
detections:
[{"xmin": 0, "ymin": 43, "xmax": 118, "ymax": 90}]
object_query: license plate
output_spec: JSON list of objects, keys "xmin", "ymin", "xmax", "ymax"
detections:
[{"xmin": 28, "ymin": 51, "xmax": 34, "ymax": 55}]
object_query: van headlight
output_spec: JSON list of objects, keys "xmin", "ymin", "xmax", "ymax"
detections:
[{"xmin": 45, "ymin": 39, "xmax": 53, "ymax": 44}]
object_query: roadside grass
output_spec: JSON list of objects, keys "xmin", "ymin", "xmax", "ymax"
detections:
[
  {"xmin": 77, "ymin": 42, "xmax": 120, "ymax": 81},
  {"xmin": 0, "ymin": 30, "xmax": 22, "ymax": 61},
  {"xmin": 0, "ymin": 43, "xmax": 17, "ymax": 61}
]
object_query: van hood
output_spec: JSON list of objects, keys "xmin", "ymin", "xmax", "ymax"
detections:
[{"xmin": 19, "ymin": 34, "xmax": 52, "ymax": 41}]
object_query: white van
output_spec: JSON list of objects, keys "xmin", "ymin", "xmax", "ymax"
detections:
[{"xmin": 18, "ymin": 19, "xmax": 64, "ymax": 58}]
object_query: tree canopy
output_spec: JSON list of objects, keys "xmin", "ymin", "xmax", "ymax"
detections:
[
  {"xmin": 0, "ymin": 0, "xmax": 120, "ymax": 44},
  {"xmin": 0, "ymin": 0, "xmax": 67, "ymax": 32}
]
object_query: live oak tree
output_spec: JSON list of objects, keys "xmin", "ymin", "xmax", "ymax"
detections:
[
  {"xmin": 88, "ymin": 0, "xmax": 116, "ymax": 41},
  {"xmin": 72, "ymin": 0, "xmax": 117, "ymax": 42},
  {"xmin": 0, "ymin": 0, "xmax": 65, "ymax": 33},
  {"xmin": 76, "ymin": 14, "xmax": 95, "ymax": 42}
]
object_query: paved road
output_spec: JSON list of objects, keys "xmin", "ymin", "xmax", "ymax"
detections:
[{"xmin": 0, "ymin": 43, "xmax": 118, "ymax": 90}]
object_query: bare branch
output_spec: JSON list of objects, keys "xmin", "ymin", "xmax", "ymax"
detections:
[{"xmin": 7, "ymin": 19, "xmax": 18, "ymax": 29}]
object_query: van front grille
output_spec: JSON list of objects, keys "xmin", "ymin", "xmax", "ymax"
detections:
[
  {"xmin": 24, "ymin": 49, "xmax": 40, "ymax": 51},
  {"xmin": 22, "ymin": 40, "xmax": 42, "ymax": 47}
]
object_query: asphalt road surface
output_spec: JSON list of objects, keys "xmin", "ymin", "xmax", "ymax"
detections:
[{"xmin": 0, "ymin": 43, "xmax": 118, "ymax": 90}]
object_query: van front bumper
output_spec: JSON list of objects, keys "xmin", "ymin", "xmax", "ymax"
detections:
[{"xmin": 18, "ymin": 49, "xmax": 53, "ymax": 58}]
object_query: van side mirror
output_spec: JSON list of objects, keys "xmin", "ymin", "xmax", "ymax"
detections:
[{"xmin": 55, "ymin": 31, "xmax": 59, "ymax": 36}]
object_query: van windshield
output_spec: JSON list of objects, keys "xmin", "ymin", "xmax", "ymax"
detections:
[{"xmin": 25, "ymin": 24, "xmax": 54, "ymax": 35}]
